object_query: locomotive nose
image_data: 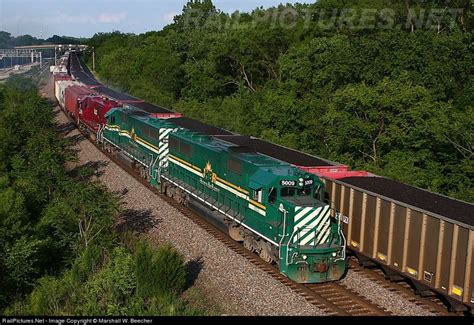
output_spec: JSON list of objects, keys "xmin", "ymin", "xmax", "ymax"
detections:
[{"xmin": 315, "ymin": 262, "xmax": 329, "ymax": 273}]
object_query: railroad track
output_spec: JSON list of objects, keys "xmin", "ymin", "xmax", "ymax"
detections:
[{"xmin": 347, "ymin": 258, "xmax": 455, "ymax": 316}]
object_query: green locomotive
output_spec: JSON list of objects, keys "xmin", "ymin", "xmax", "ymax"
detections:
[{"xmin": 101, "ymin": 107, "xmax": 347, "ymax": 283}]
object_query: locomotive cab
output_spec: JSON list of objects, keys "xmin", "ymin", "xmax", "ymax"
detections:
[{"xmin": 267, "ymin": 172, "xmax": 347, "ymax": 283}]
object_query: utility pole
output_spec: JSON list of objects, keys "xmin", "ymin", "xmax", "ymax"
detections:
[{"xmin": 92, "ymin": 47, "xmax": 96, "ymax": 72}]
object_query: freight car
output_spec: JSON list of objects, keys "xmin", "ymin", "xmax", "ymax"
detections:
[
  {"xmin": 68, "ymin": 52, "xmax": 183, "ymax": 119},
  {"xmin": 325, "ymin": 176, "xmax": 474, "ymax": 312},
  {"xmin": 55, "ymin": 80, "xmax": 76, "ymax": 108},
  {"xmin": 64, "ymin": 85, "xmax": 96, "ymax": 122},
  {"xmin": 53, "ymin": 74, "xmax": 71, "ymax": 101},
  {"xmin": 78, "ymin": 96, "xmax": 122, "ymax": 138}
]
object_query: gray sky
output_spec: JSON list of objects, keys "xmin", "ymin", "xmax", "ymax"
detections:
[{"xmin": 0, "ymin": 0, "xmax": 307, "ymax": 38}]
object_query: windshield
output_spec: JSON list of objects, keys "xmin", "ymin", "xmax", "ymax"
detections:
[{"xmin": 281, "ymin": 186, "xmax": 313, "ymax": 197}]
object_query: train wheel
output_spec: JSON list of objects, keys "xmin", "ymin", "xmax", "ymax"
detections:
[
  {"xmin": 243, "ymin": 237, "xmax": 257, "ymax": 253},
  {"xmin": 228, "ymin": 225, "xmax": 243, "ymax": 242},
  {"xmin": 259, "ymin": 241, "xmax": 274, "ymax": 264}
]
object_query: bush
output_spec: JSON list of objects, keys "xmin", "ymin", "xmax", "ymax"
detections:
[
  {"xmin": 80, "ymin": 247, "xmax": 135, "ymax": 316},
  {"xmin": 27, "ymin": 276, "xmax": 67, "ymax": 316},
  {"xmin": 135, "ymin": 242, "xmax": 186, "ymax": 299}
]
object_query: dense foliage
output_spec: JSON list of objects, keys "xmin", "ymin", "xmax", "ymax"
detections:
[
  {"xmin": 86, "ymin": 0, "xmax": 473, "ymax": 202},
  {"xmin": 0, "ymin": 80, "xmax": 210, "ymax": 315}
]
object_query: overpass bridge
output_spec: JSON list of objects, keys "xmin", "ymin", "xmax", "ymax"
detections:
[
  {"xmin": 0, "ymin": 49, "xmax": 43, "ymax": 69},
  {"xmin": 14, "ymin": 44, "xmax": 88, "ymax": 51}
]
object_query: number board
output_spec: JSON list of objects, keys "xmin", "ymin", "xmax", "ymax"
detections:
[{"xmin": 280, "ymin": 180, "xmax": 297, "ymax": 187}]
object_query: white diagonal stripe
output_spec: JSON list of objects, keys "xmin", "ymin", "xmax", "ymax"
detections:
[
  {"xmin": 159, "ymin": 149, "xmax": 169, "ymax": 160},
  {"xmin": 299, "ymin": 215, "xmax": 329, "ymax": 245},
  {"xmin": 314, "ymin": 206, "xmax": 330, "ymax": 231},
  {"xmin": 300, "ymin": 216, "xmax": 329, "ymax": 246},
  {"xmin": 315, "ymin": 222, "xmax": 331, "ymax": 245},
  {"xmin": 158, "ymin": 144, "xmax": 168, "ymax": 155},
  {"xmin": 294, "ymin": 207, "xmax": 312, "ymax": 223},
  {"xmin": 296, "ymin": 206, "xmax": 330, "ymax": 246},
  {"xmin": 299, "ymin": 208, "xmax": 330, "ymax": 245},
  {"xmin": 169, "ymin": 157, "xmax": 202, "ymax": 177},
  {"xmin": 294, "ymin": 207, "xmax": 323, "ymax": 230},
  {"xmin": 248, "ymin": 203, "xmax": 266, "ymax": 216},
  {"xmin": 300, "ymin": 234, "xmax": 315, "ymax": 246},
  {"xmin": 320, "ymin": 231, "xmax": 331, "ymax": 245},
  {"xmin": 159, "ymin": 129, "xmax": 172, "ymax": 141},
  {"xmin": 216, "ymin": 181, "xmax": 248, "ymax": 200}
]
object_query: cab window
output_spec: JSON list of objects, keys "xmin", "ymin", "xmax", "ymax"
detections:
[
  {"xmin": 298, "ymin": 186, "xmax": 312, "ymax": 196},
  {"xmin": 268, "ymin": 187, "xmax": 276, "ymax": 204},
  {"xmin": 314, "ymin": 185, "xmax": 330, "ymax": 204},
  {"xmin": 281, "ymin": 187, "xmax": 296, "ymax": 197},
  {"xmin": 252, "ymin": 189, "xmax": 263, "ymax": 203}
]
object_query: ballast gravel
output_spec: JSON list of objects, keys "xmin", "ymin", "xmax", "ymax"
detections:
[
  {"xmin": 43, "ymin": 76, "xmax": 437, "ymax": 316},
  {"xmin": 340, "ymin": 271, "xmax": 436, "ymax": 316}
]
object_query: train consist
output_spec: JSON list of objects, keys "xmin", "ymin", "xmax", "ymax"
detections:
[
  {"xmin": 54, "ymin": 52, "xmax": 348, "ymax": 284},
  {"xmin": 56, "ymin": 51, "xmax": 473, "ymax": 312}
]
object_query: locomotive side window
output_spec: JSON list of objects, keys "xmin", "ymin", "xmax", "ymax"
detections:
[
  {"xmin": 252, "ymin": 189, "xmax": 263, "ymax": 203},
  {"xmin": 110, "ymin": 116, "xmax": 116, "ymax": 124},
  {"xmin": 268, "ymin": 187, "xmax": 277, "ymax": 204}
]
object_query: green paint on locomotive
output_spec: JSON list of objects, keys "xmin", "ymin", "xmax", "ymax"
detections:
[
  {"xmin": 102, "ymin": 107, "xmax": 179, "ymax": 187},
  {"xmin": 100, "ymin": 108, "xmax": 347, "ymax": 283},
  {"xmin": 165, "ymin": 130, "xmax": 347, "ymax": 283}
]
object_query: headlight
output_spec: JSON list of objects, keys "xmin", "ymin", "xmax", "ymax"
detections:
[
  {"xmin": 302, "ymin": 255, "xmax": 307, "ymax": 260},
  {"xmin": 332, "ymin": 252, "xmax": 337, "ymax": 257}
]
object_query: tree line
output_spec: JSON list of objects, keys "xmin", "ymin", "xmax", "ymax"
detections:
[
  {"xmin": 0, "ymin": 78, "xmax": 216, "ymax": 315},
  {"xmin": 0, "ymin": 31, "xmax": 84, "ymax": 48},
  {"xmin": 85, "ymin": 0, "xmax": 473, "ymax": 202}
]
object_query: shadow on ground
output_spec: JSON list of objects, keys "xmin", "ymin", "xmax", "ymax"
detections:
[
  {"xmin": 68, "ymin": 133, "xmax": 86, "ymax": 145},
  {"xmin": 68, "ymin": 160, "xmax": 109, "ymax": 181},
  {"xmin": 57, "ymin": 121, "xmax": 76, "ymax": 135},
  {"xmin": 185, "ymin": 257, "xmax": 204, "ymax": 289},
  {"xmin": 116, "ymin": 208, "xmax": 161, "ymax": 234}
]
